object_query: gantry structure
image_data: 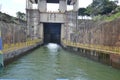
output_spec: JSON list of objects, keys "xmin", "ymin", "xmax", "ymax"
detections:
[{"xmin": 26, "ymin": 0, "xmax": 79, "ymax": 42}]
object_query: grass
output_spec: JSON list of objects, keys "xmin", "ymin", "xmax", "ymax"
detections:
[
  {"xmin": 105, "ymin": 12, "xmax": 120, "ymax": 21},
  {"xmin": 93, "ymin": 12, "xmax": 120, "ymax": 22}
]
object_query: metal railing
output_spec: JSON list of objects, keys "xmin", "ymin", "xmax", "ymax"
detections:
[
  {"xmin": 62, "ymin": 40, "xmax": 120, "ymax": 54},
  {"xmin": 2, "ymin": 39, "xmax": 42, "ymax": 53}
]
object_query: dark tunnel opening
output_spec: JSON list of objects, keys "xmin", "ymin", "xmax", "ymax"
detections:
[{"xmin": 43, "ymin": 23, "xmax": 61, "ymax": 44}]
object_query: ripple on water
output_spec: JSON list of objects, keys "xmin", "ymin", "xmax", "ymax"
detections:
[{"xmin": 0, "ymin": 43, "xmax": 120, "ymax": 80}]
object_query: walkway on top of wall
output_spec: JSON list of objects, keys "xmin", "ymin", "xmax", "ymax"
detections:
[{"xmin": 62, "ymin": 40, "xmax": 120, "ymax": 55}]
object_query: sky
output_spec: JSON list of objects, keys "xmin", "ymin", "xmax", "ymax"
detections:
[{"xmin": 0, "ymin": 0, "xmax": 119, "ymax": 17}]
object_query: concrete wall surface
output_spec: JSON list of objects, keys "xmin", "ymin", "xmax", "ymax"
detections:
[
  {"xmin": 40, "ymin": 12, "xmax": 65, "ymax": 23},
  {"xmin": 69, "ymin": 19, "xmax": 120, "ymax": 47}
]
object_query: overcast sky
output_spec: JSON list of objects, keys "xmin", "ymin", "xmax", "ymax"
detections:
[{"xmin": 0, "ymin": 0, "xmax": 119, "ymax": 17}]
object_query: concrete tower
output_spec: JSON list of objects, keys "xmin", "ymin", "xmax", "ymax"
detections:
[{"xmin": 26, "ymin": 0, "xmax": 79, "ymax": 43}]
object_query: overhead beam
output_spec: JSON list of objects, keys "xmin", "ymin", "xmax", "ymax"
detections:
[
  {"xmin": 30, "ymin": 0, "xmax": 37, "ymax": 3},
  {"xmin": 35, "ymin": 0, "xmax": 72, "ymax": 5}
]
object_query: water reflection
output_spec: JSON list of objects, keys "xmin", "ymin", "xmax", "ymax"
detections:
[
  {"xmin": 0, "ymin": 44, "xmax": 120, "ymax": 80},
  {"xmin": 46, "ymin": 43, "xmax": 61, "ymax": 53}
]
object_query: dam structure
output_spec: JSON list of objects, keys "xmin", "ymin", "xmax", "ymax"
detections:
[
  {"xmin": 26, "ymin": 0, "xmax": 79, "ymax": 44},
  {"xmin": 0, "ymin": 1, "xmax": 120, "ymax": 77}
]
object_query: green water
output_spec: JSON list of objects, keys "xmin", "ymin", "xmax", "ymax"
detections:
[{"xmin": 0, "ymin": 43, "xmax": 120, "ymax": 80}]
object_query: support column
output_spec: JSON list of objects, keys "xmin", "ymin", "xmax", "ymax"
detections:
[
  {"xmin": 26, "ymin": 0, "xmax": 32, "ymax": 9},
  {"xmin": 26, "ymin": 0, "xmax": 33, "ymax": 38},
  {"xmin": 26, "ymin": 10, "xmax": 30, "ymax": 38},
  {"xmin": 38, "ymin": 0, "xmax": 47, "ymax": 12},
  {"xmin": 61, "ymin": 24, "xmax": 65, "ymax": 41},
  {"xmin": 33, "ymin": 10, "xmax": 39, "ymax": 39},
  {"xmin": 38, "ymin": 23, "xmax": 44, "ymax": 42},
  {"xmin": 59, "ymin": 0, "xmax": 67, "ymax": 12},
  {"xmin": 73, "ymin": 0, "xmax": 79, "ymax": 11}
]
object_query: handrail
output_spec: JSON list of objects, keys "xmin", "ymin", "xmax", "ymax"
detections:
[
  {"xmin": 2, "ymin": 39, "xmax": 42, "ymax": 53},
  {"xmin": 62, "ymin": 40, "xmax": 120, "ymax": 54}
]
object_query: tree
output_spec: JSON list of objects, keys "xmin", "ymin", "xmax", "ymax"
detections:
[
  {"xmin": 112, "ymin": 0, "xmax": 119, "ymax": 4},
  {"xmin": 86, "ymin": 0, "xmax": 117, "ymax": 16},
  {"xmin": 78, "ymin": 8, "xmax": 87, "ymax": 16},
  {"xmin": 16, "ymin": 11, "xmax": 26, "ymax": 21},
  {"xmin": 100, "ymin": 1, "xmax": 117, "ymax": 14}
]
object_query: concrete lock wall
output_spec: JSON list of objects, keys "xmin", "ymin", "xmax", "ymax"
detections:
[
  {"xmin": 3, "ymin": 43, "xmax": 41, "ymax": 65},
  {"xmin": 0, "ymin": 21, "xmax": 27, "ymax": 44},
  {"xmin": 0, "ymin": 20, "xmax": 42, "ymax": 67},
  {"xmin": 73, "ymin": 19, "xmax": 120, "ymax": 46},
  {"xmin": 0, "ymin": 21, "xmax": 25, "ymax": 66},
  {"xmin": 64, "ymin": 18, "xmax": 120, "ymax": 69}
]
